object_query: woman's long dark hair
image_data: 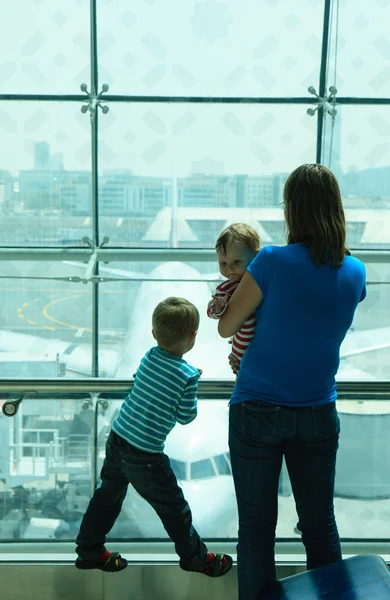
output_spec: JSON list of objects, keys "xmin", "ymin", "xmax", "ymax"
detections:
[{"xmin": 284, "ymin": 164, "xmax": 350, "ymax": 266}]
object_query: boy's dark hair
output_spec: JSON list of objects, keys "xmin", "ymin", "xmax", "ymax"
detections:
[
  {"xmin": 216, "ymin": 223, "xmax": 260, "ymax": 255},
  {"xmin": 152, "ymin": 297, "xmax": 200, "ymax": 348},
  {"xmin": 284, "ymin": 164, "xmax": 350, "ymax": 266}
]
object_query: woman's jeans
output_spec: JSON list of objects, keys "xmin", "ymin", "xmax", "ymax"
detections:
[{"xmin": 229, "ymin": 401, "xmax": 342, "ymax": 600}]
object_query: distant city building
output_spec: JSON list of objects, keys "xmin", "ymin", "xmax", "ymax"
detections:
[
  {"xmin": 99, "ymin": 174, "xmax": 170, "ymax": 216},
  {"xmin": 58, "ymin": 172, "xmax": 90, "ymax": 215},
  {"xmin": 34, "ymin": 142, "xmax": 64, "ymax": 171},
  {"xmin": 34, "ymin": 142, "xmax": 50, "ymax": 170},
  {"xmin": 342, "ymin": 166, "xmax": 390, "ymax": 207},
  {"xmin": 50, "ymin": 152, "xmax": 64, "ymax": 171},
  {"xmin": 0, "ymin": 170, "xmax": 14, "ymax": 213},
  {"xmin": 19, "ymin": 170, "xmax": 90, "ymax": 215},
  {"xmin": 244, "ymin": 176, "xmax": 274, "ymax": 208},
  {"xmin": 235, "ymin": 173, "xmax": 288, "ymax": 208},
  {"xmin": 178, "ymin": 175, "xmax": 235, "ymax": 208},
  {"xmin": 272, "ymin": 173, "xmax": 289, "ymax": 206}
]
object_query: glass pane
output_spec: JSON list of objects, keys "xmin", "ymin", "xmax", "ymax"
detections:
[
  {"xmin": 0, "ymin": 395, "xmax": 93, "ymax": 541},
  {"xmin": 99, "ymin": 103, "xmax": 316, "ymax": 247},
  {"xmin": 0, "ymin": 262, "xmax": 94, "ymax": 378},
  {"xmin": 2, "ymin": 393, "xmax": 390, "ymax": 542},
  {"xmin": 98, "ymin": 0, "xmax": 324, "ymax": 96},
  {"xmin": 93, "ymin": 396, "xmax": 390, "ymax": 541},
  {"xmin": 345, "ymin": 262, "xmax": 390, "ymax": 381},
  {"xmin": 98, "ymin": 262, "xmax": 228, "ymax": 380},
  {"xmin": 0, "ymin": 0, "xmax": 90, "ymax": 94},
  {"xmin": 322, "ymin": 107, "xmax": 390, "ymax": 248},
  {"xmin": 99, "ymin": 260, "xmax": 387, "ymax": 381},
  {"xmin": 327, "ymin": 1, "xmax": 390, "ymax": 97},
  {"xmin": 0, "ymin": 102, "xmax": 92, "ymax": 246}
]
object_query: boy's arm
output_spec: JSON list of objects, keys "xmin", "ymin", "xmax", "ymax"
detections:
[{"xmin": 175, "ymin": 376, "xmax": 199, "ymax": 425}]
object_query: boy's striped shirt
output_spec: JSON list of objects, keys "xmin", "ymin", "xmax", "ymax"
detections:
[{"xmin": 112, "ymin": 346, "xmax": 200, "ymax": 453}]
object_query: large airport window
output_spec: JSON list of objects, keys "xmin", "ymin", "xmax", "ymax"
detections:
[{"xmin": 0, "ymin": 0, "xmax": 390, "ymax": 553}]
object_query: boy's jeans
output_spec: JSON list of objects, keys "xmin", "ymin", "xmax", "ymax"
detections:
[
  {"xmin": 76, "ymin": 431, "xmax": 206, "ymax": 564},
  {"xmin": 229, "ymin": 400, "xmax": 342, "ymax": 600}
]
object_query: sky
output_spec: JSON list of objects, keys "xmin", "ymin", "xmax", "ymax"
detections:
[{"xmin": 0, "ymin": 0, "xmax": 389, "ymax": 177}]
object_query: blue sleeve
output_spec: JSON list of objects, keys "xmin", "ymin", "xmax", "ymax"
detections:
[
  {"xmin": 246, "ymin": 246, "xmax": 273, "ymax": 298},
  {"xmin": 359, "ymin": 279, "xmax": 367, "ymax": 303},
  {"xmin": 358, "ymin": 261, "xmax": 367, "ymax": 303}
]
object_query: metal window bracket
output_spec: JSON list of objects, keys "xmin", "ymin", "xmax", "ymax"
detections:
[
  {"xmin": 2, "ymin": 391, "xmax": 37, "ymax": 417},
  {"xmin": 307, "ymin": 85, "xmax": 337, "ymax": 117},
  {"xmin": 80, "ymin": 83, "xmax": 110, "ymax": 118},
  {"xmin": 82, "ymin": 238, "xmax": 110, "ymax": 283}
]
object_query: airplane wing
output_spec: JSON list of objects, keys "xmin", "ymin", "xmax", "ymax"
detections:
[
  {"xmin": 62, "ymin": 261, "xmax": 221, "ymax": 283},
  {"xmin": 340, "ymin": 327, "xmax": 390, "ymax": 358}
]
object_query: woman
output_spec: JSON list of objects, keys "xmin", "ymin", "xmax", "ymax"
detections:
[{"xmin": 218, "ymin": 164, "xmax": 367, "ymax": 600}]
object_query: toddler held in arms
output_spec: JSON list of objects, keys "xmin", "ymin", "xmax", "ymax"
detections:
[{"xmin": 207, "ymin": 223, "xmax": 260, "ymax": 374}]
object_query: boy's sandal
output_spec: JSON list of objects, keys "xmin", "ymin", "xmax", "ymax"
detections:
[
  {"xmin": 181, "ymin": 552, "xmax": 233, "ymax": 578},
  {"xmin": 75, "ymin": 552, "xmax": 128, "ymax": 572}
]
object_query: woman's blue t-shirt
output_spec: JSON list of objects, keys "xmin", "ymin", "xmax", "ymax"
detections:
[{"xmin": 230, "ymin": 243, "xmax": 367, "ymax": 407}]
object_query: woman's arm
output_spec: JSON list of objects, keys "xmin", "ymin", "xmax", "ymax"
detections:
[{"xmin": 218, "ymin": 271, "xmax": 263, "ymax": 338}]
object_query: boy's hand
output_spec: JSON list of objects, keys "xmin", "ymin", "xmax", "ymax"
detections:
[
  {"xmin": 196, "ymin": 368, "xmax": 203, "ymax": 376},
  {"xmin": 210, "ymin": 294, "xmax": 229, "ymax": 315}
]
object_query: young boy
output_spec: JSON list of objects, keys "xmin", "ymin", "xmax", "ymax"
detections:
[
  {"xmin": 207, "ymin": 223, "xmax": 260, "ymax": 374},
  {"xmin": 75, "ymin": 297, "xmax": 232, "ymax": 577}
]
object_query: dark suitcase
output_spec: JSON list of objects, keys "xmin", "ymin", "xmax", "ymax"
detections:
[{"xmin": 262, "ymin": 554, "xmax": 390, "ymax": 599}]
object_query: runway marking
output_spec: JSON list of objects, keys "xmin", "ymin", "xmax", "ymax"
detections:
[
  {"xmin": 22, "ymin": 302, "xmax": 28, "ymax": 307},
  {"xmin": 43, "ymin": 293, "xmax": 93, "ymax": 333},
  {"xmin": 43, "ymin": 326, "xmax": 56, "ymax": 331},
  {"xmin": 18, "ymin": 313, "xmax": 24, "ymax": 319},
  {"xmin": 42, "ymin": 291, "xmax": 130, "ymax": 332},
  {"xmin": 17, "ymin": 307, "xmax": 22, "ymax": 313},
  {"xmin": 27, "ymin": 320, "xmax": 36, "ymax": 325},
  {"xmin": 74, "ymin": 328, "xmax": 84, "ymax": 338}
]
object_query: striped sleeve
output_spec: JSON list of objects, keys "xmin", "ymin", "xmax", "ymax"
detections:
[{"xmin": 175, "ymin": 376, "xmax": 198, "ymax": 425}]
